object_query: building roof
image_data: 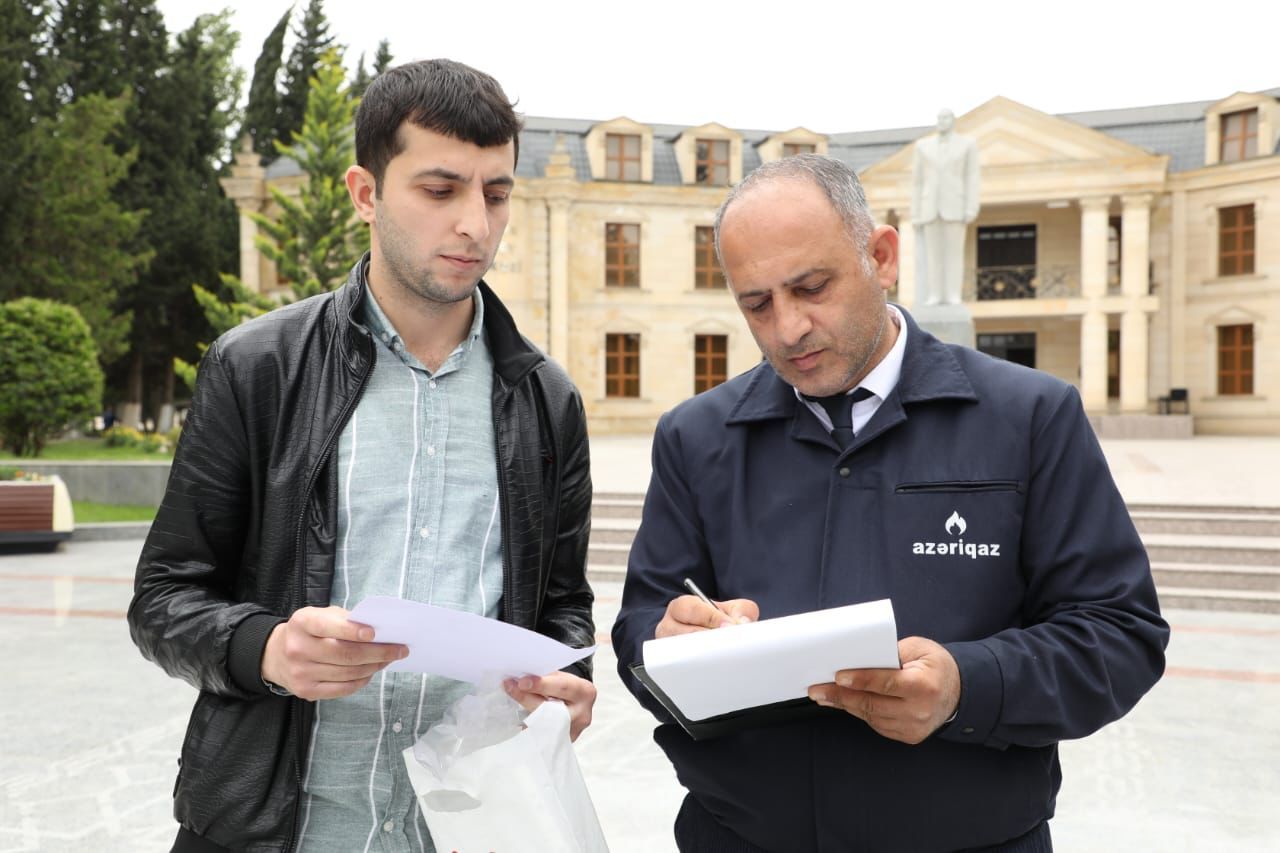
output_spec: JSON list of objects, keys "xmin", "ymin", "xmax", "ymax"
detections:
[{"xmin": 267, "ymin": 88, "xmax": 1280, "ymax": 182}]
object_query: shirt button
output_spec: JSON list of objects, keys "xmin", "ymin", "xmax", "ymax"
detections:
[
  {"xmin": 838, "ymin": 467, "xmax": 851, "ymax": 478},
  {"xmin": 392, "ymin": 720, "xmax": 403, "ymax": 733},
  {"xmin": 962, "ymin": 726, "xmax": 975, "ymax": 734},
  {"xmin": 383, "ymin": 820, "xmax": 394, "ymax": 833},
  {"xmin": 381, "ymin": 332, "xmax": 390, "ymax": 342},
  {"xmin": 427, "ymin": 446, "xmax": 436, "ymax": 457},
  {"xmin": 429, "ymin": 380, "xmax": 437, "ymax": 389},
  {"xmin": 419, "ymin": 526, "xmax": 430, "ymax": 538}
]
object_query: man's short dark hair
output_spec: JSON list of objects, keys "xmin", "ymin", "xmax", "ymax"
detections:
[{"xmin": 355, "ymin": 58, "xmax": 523, "ymax": 192}]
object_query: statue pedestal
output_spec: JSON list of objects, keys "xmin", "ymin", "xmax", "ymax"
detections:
[{"xmin": 911, "ymin": 303, "xmax": 975, "ymax": 349}]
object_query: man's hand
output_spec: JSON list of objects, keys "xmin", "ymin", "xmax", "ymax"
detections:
[
  {"xmin": 655, "ymin": 594, "xmax": 759, "ymax": 638},
  {"xmin": 807, "ymin": 636, "xmax": 960, "ymax": 745},
  {"xmin": 260, "ymin": 605, "xmax": 407, "ymax": 701},
  {"xmin": 503, "ymin": 672, "xmax": 597, "ymax": 741}
]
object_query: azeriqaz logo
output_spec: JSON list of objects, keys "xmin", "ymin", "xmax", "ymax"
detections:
[{"xmin": 911, "ymin": 510, "xmax": 1002, "ymax": 558}]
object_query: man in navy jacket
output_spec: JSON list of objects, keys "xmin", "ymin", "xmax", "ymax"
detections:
[{"xmin": 611, "ymin": 155, "xmax": 1168, "ymax": 853}]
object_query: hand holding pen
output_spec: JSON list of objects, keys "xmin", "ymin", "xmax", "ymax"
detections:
[{"xmin": 654, "ymin": 578, "xmax": 760, "ymax": 638}]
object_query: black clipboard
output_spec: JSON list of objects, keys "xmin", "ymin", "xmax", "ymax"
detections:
[{"xmin": 629, "ymin": 663, "xmax": 836, "ymax": 741}]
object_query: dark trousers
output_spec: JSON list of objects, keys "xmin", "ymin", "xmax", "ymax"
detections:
[{"xmin": 673, "ymin": 793, "xmax": 1053, "ymax": 853}]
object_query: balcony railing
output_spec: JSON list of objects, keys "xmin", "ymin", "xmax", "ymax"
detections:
[{"xmin": 970, "ymin": 264, "xmax": 1079, "ymax": 301}]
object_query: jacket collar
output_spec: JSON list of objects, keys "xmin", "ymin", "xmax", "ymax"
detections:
[
  {"xmin": 338, "ymin": 254, "xmax": 544, "ymax": 385},
  {"xmin": 725, "ymin": 305, "xmax": 978, "ymax": 430}
]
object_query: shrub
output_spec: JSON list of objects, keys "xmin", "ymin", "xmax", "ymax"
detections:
[
  {"xmin": 103, "ymin": 424, "xmax": 169, "ymax": 454},
  {"xmin": 0, "ymin": 299, "xmax": 103, "ymax": 457},
  {"xmin": 103, "ymin": 425, "xmax": 145, "ymax": 448}
]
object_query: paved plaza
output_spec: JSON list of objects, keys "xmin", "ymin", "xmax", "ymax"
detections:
[{"xmin": 3, "ymin": 435, "xmax": 1280, "ymax": 851}]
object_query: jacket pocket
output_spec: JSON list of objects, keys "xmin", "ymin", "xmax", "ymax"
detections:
[
  {"xmin": 896, "ymin": 480, "xmax": 1021, "ymax": 494},
  {"xmin": 887, "ymin": 480, "xmax": 1026, "ymax": 640}
]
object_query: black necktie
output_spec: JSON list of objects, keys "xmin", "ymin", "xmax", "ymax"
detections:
[{"xmin": 805, "ymin": 387, "xmax": 873, "ymax": 449}]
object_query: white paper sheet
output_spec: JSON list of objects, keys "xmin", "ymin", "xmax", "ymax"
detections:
[
  {"xmin": 641, "ymin": 598, "xmax": 899, "ymax": 721},
  {"xmin": 348, "ymin": 596, "xmax": 595, "ymax": 684}
]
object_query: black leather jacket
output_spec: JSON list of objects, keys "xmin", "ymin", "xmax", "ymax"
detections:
[{"xmin": 128, "ymin": 258, "xmax": 594, "ymax": 852}]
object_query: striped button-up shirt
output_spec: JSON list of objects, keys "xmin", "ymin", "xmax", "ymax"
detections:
[{"xmin": 295, "ymin": 288, "xmax": 504, "ymax": 853}]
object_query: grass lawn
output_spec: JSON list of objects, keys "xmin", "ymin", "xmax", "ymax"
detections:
[
  {"xmin": 73, "ymin": 500, "xmax": 158, "ymax": 523},
  {"xmin": 0, "ymin": 437, "xmax": 172, "ymax": 462}
]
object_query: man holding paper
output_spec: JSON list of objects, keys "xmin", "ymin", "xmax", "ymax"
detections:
[
  {"xmin": 129, "ymin": 60, "xmax": 596, "ymax": 852},
  {"xmin": 612, "ymin": 154, "xmax": 1169, "ymax": 852}
]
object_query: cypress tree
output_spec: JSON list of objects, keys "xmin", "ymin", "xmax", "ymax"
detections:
[
  {"xmin": 276, "ymin": 0, "xmax": 334, "ymax": 148},
  {"xmin": 254, "ymin": 49, "xmax": 364, "ymax": 299},
  {"xmin": 242, "ymin": 7, "xmax": 290, "ymax": 161}
]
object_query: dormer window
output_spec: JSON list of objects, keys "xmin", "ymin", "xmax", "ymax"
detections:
[
  {"xmin": 606, "ymin": 133, "xmax": 642, "ymax": 181},
  {"xmin": 696, "ymin": 139, "xmax": 731, "ymax": 185},
  {"xmin": 1220, "ymin": 109, "xmax": 1259, "ymax": 162},
  {"xmin": 783, "ymin": 143, "xmax": 816, "ymax": 157}
]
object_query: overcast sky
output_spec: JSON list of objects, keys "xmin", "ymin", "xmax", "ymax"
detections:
[{"xmin": 155, "ymin": 0, "xmax": 1278, "ymax": 133}]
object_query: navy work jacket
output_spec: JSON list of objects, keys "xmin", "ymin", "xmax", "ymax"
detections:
[{"xmin": 612, "ymin": 308, "xmax": 1169, "ymax": 853}]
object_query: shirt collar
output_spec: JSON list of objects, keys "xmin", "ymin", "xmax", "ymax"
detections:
[{"xmin": 362, "ymin": 287, "xmax": 487, "ymax": 370}]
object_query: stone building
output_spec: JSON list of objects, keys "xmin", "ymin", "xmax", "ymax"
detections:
[{"xmin": 224, "ymin": 88, "xmax": 1280, "ymax": 435}]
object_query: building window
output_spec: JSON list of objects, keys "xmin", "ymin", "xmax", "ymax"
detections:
[
  {"xmin": 1107, "ymin": 216, "xmax": 1122, "ymax": 291},
  {"xmin": 1217, "ymin": 324, "xmax": 1254, "ymax": 396},
  {"xmin": 695, "ymin": 138, "xmax": 730, "ymax": 185},
  {"xmin": 606, "ymin": 133, "xmax": 642, "ymax": 181},
  {"xmin": 694, "ymin": 334, "xmax": 728, "ymax": 394},
  {"xmin": 1107, "ymin": 329, "xmax": 1121, "ymax": 399},
  {"xmin": 1220, "ymin": 109, "xmax": 1259, "ymax": 163},
  {"xmin": 694, "ymin": 226, "xmax": 725, "ymax": 289},
  {"xmin": 976, "ymin": 225, "xmax": 1037, "ymax": 300},
  {"xmin": 782, "ymin": 142, "xmax": 816, "ymax": 157},
  {"xmin": 605, "ymin": 333, "xmax": 641, "ymax": 398},
  {"xmin": 605, "ymin": 223, "xmax": 640, "ymax": 287},
  {"xmin": 1218, "ymin": 204, "xmax": 1255, "ymax": 277},
  {"xmin": 976, "ymin": 332, "xmax": 1036, "ymax": 368}
]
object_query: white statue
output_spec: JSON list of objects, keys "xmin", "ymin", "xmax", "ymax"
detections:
[{"xmin": 911, "ymin": 109, "xmax": 980, "ymax": 306}]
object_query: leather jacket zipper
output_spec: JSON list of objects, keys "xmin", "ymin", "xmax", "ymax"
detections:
[{"xmin": 285, "ymin": 339, "xmax": 375, "ymax": 853}]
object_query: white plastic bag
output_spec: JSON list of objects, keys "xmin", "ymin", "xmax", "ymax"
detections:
[{"xmin": 403, "ymin": 687, "xmax": 610, "ymax": 853}]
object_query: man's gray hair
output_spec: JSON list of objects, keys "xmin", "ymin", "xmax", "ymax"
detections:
[{"xmin": 713, "ymin": 154, "xmax": 875, "ymax": 265}]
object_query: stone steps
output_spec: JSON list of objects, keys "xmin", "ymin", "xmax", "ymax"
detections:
[{"xmin": 1132, "ymin": 510, "xmax": 1280, "ymax": 537}]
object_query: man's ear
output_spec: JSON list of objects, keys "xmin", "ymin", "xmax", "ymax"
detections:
[
  {"xmin": 868, "ymin": 224, "xmax": 900, "ymax": 291},
  {"xmin": 346, "ymin": 165, "xmax": 377, "ymax": 225}
]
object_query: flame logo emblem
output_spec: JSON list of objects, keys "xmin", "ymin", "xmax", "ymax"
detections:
[{"xmin": 945, "ymin": 510, "xmax": 967, "ymax": 536}]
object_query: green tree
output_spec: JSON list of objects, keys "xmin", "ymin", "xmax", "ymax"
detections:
[
  {"xmin": 0, "ymin": 0, "xmax": 53, "ymax": 267},
  {"xmin": 277, "ymin": 0, "xmax": 334, "ymax": 149},
  {"xmin": 372, "ymin": 39, "xmax": 393, "ymax": 75},
  {"xmin": 0, "ymin": 298, "xmax": 104, "ymax": 457},
  {"xmin": 350, "ymin": 38, "xmax": 392, "ymax": 101},
  {"xmin": 255, "ymin": 49, "xmax": 365, "ymax": 299},
  {"xmin": 114, "ymin": 10, "xmax": 243, "ymax": 424},
  {"xmin": 173, "ymin": 274, "xmax": 274, "ymax": 391},
  {"xmin": 241, "ymin": 7, "xmax": 290, "ymax": 161},
  {"xmin": 6, "ymin": 93, "xmax": 147, "ymax": 364}
]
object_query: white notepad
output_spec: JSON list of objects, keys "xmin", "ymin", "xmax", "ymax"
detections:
[{"xmin": 641, "ymin": 598, "xmax": 899, "ymax": 721}]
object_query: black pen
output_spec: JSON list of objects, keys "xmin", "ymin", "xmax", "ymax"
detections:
[{"xmin": 683, "ymin": 577, "xmax": 734, "ymax": 624}]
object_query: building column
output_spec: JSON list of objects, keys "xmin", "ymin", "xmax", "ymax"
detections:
[
  {"xmin": 1079, "ymin": 196, "xmax": 1111, "ymax": 299},
  {"xmin": 1169, "ymin": 190, "xmax": 1188, "ymax": 389},
  {"xmin": 1081, "ymin": 311, "xmax": 1109, "ymax": 412},
  {"xmin": 238, "ymin": 214, "xmax": 261, "ymax": 293},
  {"xmin": 1119, "ymin": 310, "xmax": 1149, "ymax": 413},
  {"xmin": 1078, "ymin": 196, "xmax": 1111, "ymax": 411},
  {"xmin": 219, "ymin": 137, "xmax": 267, "ymax": 293},
  {"xmin": 1120, "ymin": 193, "xmax": 1153, "ymax": 299},
  {"xmin": 543, "ymin": 135, "xmax": 576, "ymax": 366},
  {"xmin": 895, "ymin": 212, "xmax": 916, "ymax": 309},
  {"xmin": 1119, "ymin": 193, "xmax": 1153, "ymax": 412}
]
